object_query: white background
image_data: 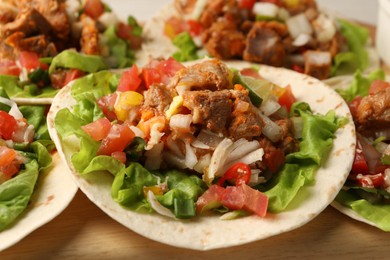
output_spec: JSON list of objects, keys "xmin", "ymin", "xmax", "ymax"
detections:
[{"xmin": 108, "ymin": 0, "xmax": 379, "ymax": 25}]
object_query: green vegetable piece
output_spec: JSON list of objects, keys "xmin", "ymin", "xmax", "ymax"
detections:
[
  {"xmin": 23, "ymin": 84, "xmax": 39, "ymax": 96},
  {"xmin": 172, "ymin": 32, "xmax": 199, "ymax": 62},
  {"xmin": 127, "ymin": 16, "xmax": 142, "ymax": 37},
  {"xmin": 173, "ymin": 198, "xmax": 196, "ymax": 219},
  {"xmin": 125, "ymin": 137, "xmax": 146, "ymax": 161}
]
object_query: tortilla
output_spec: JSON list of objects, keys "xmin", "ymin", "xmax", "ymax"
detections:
[
  {"xmin": 0, "ymin": 151, "xmax": 78, "ymax": 251},
  {"xmin": 141, "ymin": 0, "xmax": 380, "ymax": 84},
  {"xmin": 47, "ymin": 59, "xmax": 355, "ymax": 250}
]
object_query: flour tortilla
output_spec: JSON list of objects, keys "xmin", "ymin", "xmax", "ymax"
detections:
[
  {"xmin": 47, "ymin": 60, "xmax": 355, "ymax": 250},
  {"xmin": 0, "ymin": 151, "xmax": 78, "ymax": 251},
  {"xmin": 141, "ymin": 1, "xmax": 381, "ymax": 87}
]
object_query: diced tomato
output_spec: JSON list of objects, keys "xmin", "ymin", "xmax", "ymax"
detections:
[
  {"xmin": 221, "ymin": 186, "xmax": 245, "ymax": 210},
  {"xmin": 195, "ymin": 185, "xmax": 225, "ymax": 213},
  {"xmin": 187, "ymin": 19, "xmax": 203, "ymax": 37},
  {"xmin": 164, "ymin": 16, "xmax": 186, "ymax": 40},
  {"xmin": 84, "ymin": 0, "xmax": 104, "ymax": 19},
  {"xmin": 240, "ymin": 184, "xmax": 268, "ymax": 217},
  {"xmin": 141, "ymin": 68, "xmax": 162, "ymax": 88},
  {"xmin": 116, "ymin": 22, "xmax": 142, "ymax": 49},
  {"xmin": 97, "ymin": 124, "xmax": 135, "ymax": 156},
  {"xmin": 0, "ymin": 162, "xmax": 20, "ymax": 179},
  {"xmin": 356, "ymin": 173, "xmax": 384, "ymax": 188},
  {"xmin": 292, "ymin": 64, "xmax": 304, "ymax": 73},
  {"xmin": 0, "ymin": 60, "xmax": 20, "ymax": 76},
  {"xmin": 265, "ymin": 148, "xmax": 285, "ymax": 173},
  {"xmin": 18, "ymin": 51, "xmax": 41, "ymax": 71},
  {"xmin": 369, "ymin": 80, "xmax": 390, "ymax": 95},
  {"xmin": 0, "ymin": 146, "xmax": 17, "ymax": 167},
  {"xmin": 65, "ymin": 69, "xmax": 85, "ymax": 86},
  {"xmin": 82, "ymin": 117, "xmax": 112, "ymax": 141},
  {"xmin": 217, "ymin": 162, "xmax": 252, "ymax": 186},
  {"xmin": 278, "ymin": 85, "xmax": 296, "ymax": 112},
  {"xmin": 348, "ymin": 96, "xmax": 362, "ymax": 119},
  {"xmin": 351, "ymin": 139, "xmax": 369, "ymax": 175},
  {"xmin": 97, "ymin": 93, "xmax": 118, "ymax": 121},
  {"xmin": 111, "ymin": 151, "xmax": 127, "ymax": 164},
  {"xmin": 117, "ymin": 65, "xmax": 142, "ymax": 92},
  {"xmin": 240, "ymin": 68, "xmax": 262, "ymax": 79},
  {"xmin": 0, "ymin": 111, "xmax": 17, "ymax": 140},
  {"xmin": 50, "ymin": 69, "xmax": 85, "ymax": 89},
  {"xmin": 239, "ymin": 0, "xmax": 256, "ymax": 9},
  {"xmin": 142, "ymin": 58, "xmax": 184, "ymax": 88}
]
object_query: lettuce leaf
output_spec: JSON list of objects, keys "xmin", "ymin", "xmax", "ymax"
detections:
[{"xmin": 172, "ymin": 32, "xmax": 199, "ymax": 62}]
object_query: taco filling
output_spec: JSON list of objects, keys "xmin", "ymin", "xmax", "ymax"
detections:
[
  {"xmin": 0, "ymin": 94, "xmax": 53, "ymax": 230},
  {"xmin": 151, "ymin": 0, "xmax": 372, "ymax": 80},
  {"xmin": 335, "ymin": 76, "xmax": 390, "ymax": 231},
  {"xmin": 0, "ymin": 0, "xmax": 142, "ymax": 99},
  {"xmin": 54, "ymin": 58, "xmax": 344, "ymax": 219}
]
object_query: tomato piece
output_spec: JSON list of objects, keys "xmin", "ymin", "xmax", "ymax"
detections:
[
  {"xmin": 369, "ymin": 80, "xmax": 390, "ymax": 95},
  {"xmin": 164, "ymin": 16, "xmax": 186, "ymax": 40},
  {"xmin": 187, "ymin": 19, "xmax": 203, "ymax": 36},
  {"xmin": 111, "ymin": 151, "xmax": 127, "ymax": 164},
  {"xmin": 0, "ymin": 111, "xmax": 17, "ymax": 140},
  {"xmin": 0, "ymin": 162, "xmax": 20, "ymax": 179},
  {"xmin": 84, "ymin": 0, "xmax": 104, "ymax": 19},
  {"xmin": 97, "ymin": 124, "xmax": 135, "ymax": 156},
  {"xmin": 264, "ymin": 148, "xmax": 285, "ymax": 173},
  {"xmin": 141, "ymin": 68, "xmax": 161, "ymax": 88},
  {"xmin": 116, "ymin": 22, "xmax": 142, "ymax": 49},
  {"xmin": 278, "ymin": 85, "xmax": 296, "ymax": 112},
  {"xmin": 348, "ymin": 96, "xmax": 362, "ymax": 119},
  {"xmin": 195, "ymin": 185, "xmax": 225, "ymax": 213},
  {"xmin": 117, "ymin": 65, "xmax": 142, "ymax": 92},
  {"xmin": 82, "ymin": 117, "xmax": 111, "ymax": 141},
  {"xmin": 0, "ymin": 146, "xmax": 17, "ymax": 167},
  {"xmin": 18, "ymin": 51, "xmax": 41, "ymax": 71},
  {"xmin": 241, "ymin": 184, "xmax": 268, "ymax": 217},
  {"xmin": 240, "ymin": 68, "xmax": 262, "ymax": 79},
  {"xmin": 356, "ymin": 173, "xmax": 384, "ymax": 188},
  {"xmin": 221, "ymin": 186, "xmax": 245, "ymax": 210},
  {"xmin": 351, "ymin": 139, "xmax": 369, "ymax": 175},
  {"xmin": 0, "ymin": 60, "xmax": 20, "ymax": 76},
  {"xmin": 239, "ymin": 0, "xmax": 256, "ymax": 9},
  {"xmin": 97, "ymin": 93, "xmax": 118, "ymax": 121},
  {"xmin": 217, "ymin": 162, "xmax": 252, "ymax": 186}
]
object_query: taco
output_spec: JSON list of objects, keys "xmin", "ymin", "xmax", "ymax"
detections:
[
  {"xmin": 0, "ymin": 0, "xmax": 143, "ymax": 104},
  {"xmin": 48, "ymin": 58, "xmax": 355, "ymax": 250},
  {"xmin": 142, "ymin": 0, "xmax": 379, "ymax": 82},
  {"xmin": 331, "ymin": 71, "xmax": 390, "ymax": 231},
  {"xmin": 0, "ymin": 94, "xmax": 77, "ymax": 251}
]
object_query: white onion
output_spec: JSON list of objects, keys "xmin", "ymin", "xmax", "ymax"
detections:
[
  {"xmin": 166, "ymin": 136, "xmax": 184, "ymax": 157},
  {"xmin": 248, "ymin": 169, "xmax": 266, "ymax": 186},
  {"xmin": 312, "ymin": 13, "xmax": 336, "ymax": 43},
  {"xmin": 0, "ymin": 97, "xmax": 23, "ymax": 119},
  {"xmin": 260, "ymin": 96, "xmax": 281, "ymax": 116},
  {"xmin": 222, "ymin": 148, "xmax": 264, "ymax": 174},
  {"xmin": 195, "ymin": 129, "xmax": 223, "ymax": 150},
  {"xmin": 291, "ymin": 116, "xmax": 304, "ymax": 139},
  {"xmin": 286, "ymin": 13, "xmax": 313, "ymax": 39},
  {"xmin": 23, "ymin": 125, "xmax": 35, "ymax": 143},
  {"xmin": 184, "ymin": 141, "xmax": 198, "ymax": 169},
  {"xmin": 129, "ymin": 125, "xmax": 145, "ymax": 138},
  {"xmin": 98, "ymin": 12, "xmax": 119, "ymax": 28},
  {"xmin": 191, "ymin": 140, "xmax": 210, "ymax": 150},
  {"xmin": 253, "ymin": 2, "xmax": 279, "ymax": 17},
  {"xmin": 147, "ymin": 190, "xmax": 175, "ymax": 218},
  {"xmin": 146, "ymin": 121, "xmax": 165, "ymax": 150},
  {"xmin": 257, "ymin": 111, "xmax": 282, "ymax": 142},
  {"xmin": 206, "ymin": 138, "xmax": 234, "ymax": 183},
  {"xmin": 169, "ymin": 114, "xmax": 192, "ymax": 130},
  {"xmin": 193, "ymin": 153, "xmax": 211, "ymax": 174},
  {"xmin": 190, "ymin": 0, "xmax": 208, "ymax": 20},
  {"xmin": 292, "ymin": 33, "xmax": 312, "ymax": 47},
  {"xmin": 163, "ymin": 151, "xmax": 187, "ymax": 169},
  {"xmin": 226, "ymin": 139, "xmax": 260, "ymax": 163},
  {"xmin": 144, "ymin": 142, "xmax": 164, "ymax": 170},
  {"xmin": 384, "ymin": 169, "xmax": 390, "ymax": 190}
]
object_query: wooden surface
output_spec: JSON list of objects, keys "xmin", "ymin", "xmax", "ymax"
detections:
[{"xmin": 1, "ymin": 190, "xmax": 390, "ymax": 259}]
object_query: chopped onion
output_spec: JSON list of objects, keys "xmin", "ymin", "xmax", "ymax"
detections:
[
  {"xmin": 260, "ymin": 96, "xmax": 281, "ymax": 116},
  {"xmin": 195, "ymin": 129, "xmax": 223, "ymax": 150},
  {"xmin": 292, "ymin": 33, "xmax": 312, "ymax": 47},
  {"xmin": 312, "ymin": 13, "xmax": 336, "ymax": 43},
  {"xmin": 145, "ymin": 142, "xmax": 164, "ymax": 170},
  {"xmin": 286, "ymin": 13, "xmax": 313, "ymax": 39},
  {"xmin": 169, "ymin": 114, "xmax": 192, "ymax": 130},
  {"xmin": 248, "ymin": 169, "xmax": 266, "ymax": 186},
  {"xmin": 98, "ymin": 12, "xmax": 119, "ymax": 28},
  {"xmin": 193, "ymin": 153, "xmax": 211, "ymax": 174},
  {"xmin": 191, "ymin": 140, "xmax": 210, "ymax": 150},
  {"xmin": 190, "ymin": 0, "xmax": 208, "ymax": 20},
  {"xmin": 129, "ymin": 125, "xmax": 145, "ymax": 138},
  {"xmin": 227, "ymin": 139, "xmax": 260, "ymax": 163},
  {"xmin": 257, "ymin": 111, "xmax": 282, "ymax": 142},
  {"xmin": 23, "ymin": 125, "xmax": 35, "ymax": 143},
  {"xmin": 184, "ymin": 141, "xmax": 198, "ymax": 169},
  {"xmin": 163, "ymin": 151, "xmax": 187, "ymax": 169},
  {"xmin": 0, "ymin": 97, "xmax": 23, "ymax": 119},
  {"xmin": 166, "ymin": 136, "xmax": 184, "ymax": 157},
  {"xmin": 146, "ymin": 120, "xmax": 165, "ymax": 150},
  {"xmin": 206, "ymin": 138, "xmax": 234, "ymax": 183},
  {"xmin": 384, "ymin": 169, "xmax": 390, "ymax": 190},
  {"xmin": 291, "ymin": 116, "xmax": 304, "ymax": 139},
  {"xmin": 147, "ymin": 190, "xmax": 175, "ymax": 218},
  {"xmin": 222, "ymin": 148, "xmax": 264, "ymax": 174},
  {"xmin": 253, "ymin": 2, "xmax": 279, "ymax": 17}
]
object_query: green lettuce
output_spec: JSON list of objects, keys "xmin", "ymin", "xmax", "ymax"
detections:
[
  {"xmin": 103, "ymin": 25, "xmax": 135, "ymax": 68},
  {"xmin": 172, "ymin": 32, "xmax": 199, "ymax": 62}
]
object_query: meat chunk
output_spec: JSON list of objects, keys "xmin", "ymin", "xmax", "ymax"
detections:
[
  {"xmin": 80, "ymin": 15, "xmax": 100, "ymax": 55},
  {"xmin": 183, "ymin": 90, "xmax": 233, "ymax": 135},
  {"xmin": 182, "ymin": 88, "xmax": 263, "ymax": 139},
  {"xmin": 355, "ymin": 87, "xmax": 390, "ymax": 131},
  {"xmin": 5, "ymin": 32, "xmax": 57, "ymax": 57},
  {"xmin": 303, "ymin": 50, "xmax": 331, "ymax": 80},
  {"xmin": 143, "ymin": 83, "xmax": 173, "ymax": 116},
  {"xmin": 243, "ymin": 22, "xmax": 287, "ymax": 67},
  {"xmin": 202, "ymin": 19, "xmax": 246, "ymax": 59},
  {"xmin": 170, "ymin": 59, "xmax": 231, "ymax": 92},
  {"xmin": 257, "ymin": 137, "xmax": 285, "ymax": 173}
]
